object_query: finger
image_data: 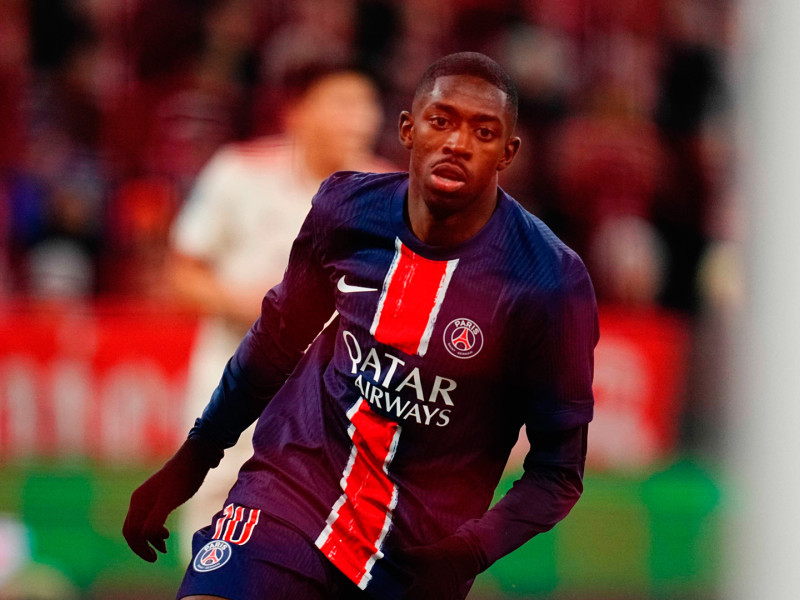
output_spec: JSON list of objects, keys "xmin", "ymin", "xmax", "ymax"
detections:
[
  {"xmin": 142, "ymin": 501, "xmax": 175, "ymax": 557},
  {"xmin": 123, "ymin": 508, "xmax": 158, "ymax": 562},
  {"xmin": 151, "ymin": 537, "xmax": 167, "ymax": 554},
  {"xmin": 142, "ymin": 504, "xmax": 172, "ymax": 544},
  {"xmin": 147, "ymin": 526, "xmax": 170, "ymax": 554},
  {"xmin": 136, "ymin": 544, "xmax": 158, "ymax": 563},
  {"xmin": 123, "ymin": 530, "xmax": 158, "ymax": 562}
]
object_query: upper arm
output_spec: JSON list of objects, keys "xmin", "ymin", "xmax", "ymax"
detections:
[
  {"xmin": 524, "ymin": 423, "xmax": 588, "ymax": 474},
  {"xmin": 517, "ymin": 265, "xmax": 599, "ymax": 433},
  {"xmin": 232, "ymin": 183, "xmax": 339, "ymax": 381}
]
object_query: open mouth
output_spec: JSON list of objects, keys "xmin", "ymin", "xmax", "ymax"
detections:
[{"xmin": 430, "ymin": 163, "xmax": 467, "ymax": 193}]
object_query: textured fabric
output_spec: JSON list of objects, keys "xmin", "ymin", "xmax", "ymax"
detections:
[
  {"xmin": 192, "ymin": 171, "xmax": 598, "ymax": 599},
  {"xmin": 177, "ymin": 508, "xmax": 367, "ymax": 600}
]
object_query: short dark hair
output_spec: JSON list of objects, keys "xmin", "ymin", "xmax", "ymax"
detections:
[{"xmin": 414, "ymin": 52, "xmax": 518, "ymax": 131}]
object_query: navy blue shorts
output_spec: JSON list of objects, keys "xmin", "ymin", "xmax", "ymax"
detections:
[{"xmin": 177, "ymin": 503, "xmax": 368, "ymax": 600}]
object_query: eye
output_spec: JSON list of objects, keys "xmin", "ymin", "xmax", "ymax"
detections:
[
  {"xmin": 429, "ymin": 116, "xmax": 449, "ymax": 129},
  {"xmin": 475, "ymin": 128, "xmax": 497, "ymax": 141}
]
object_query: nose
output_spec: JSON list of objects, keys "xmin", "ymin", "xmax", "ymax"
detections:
[{"xmin": 443, "ymin": 124, "xmax": 472, "ymax": 158}]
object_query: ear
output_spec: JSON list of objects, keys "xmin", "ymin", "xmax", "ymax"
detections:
[
  {"xmin": 398, "ymin": 111, "xmax": 414, "ymax": 149},
  {"xmin": 497, "ymin": 136, "xmax": 521, "ymax": 172}
]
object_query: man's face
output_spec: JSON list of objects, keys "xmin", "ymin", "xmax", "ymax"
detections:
[{"xmin": 399, "ymin": 75, "xmax": 520, "ymax": 216}]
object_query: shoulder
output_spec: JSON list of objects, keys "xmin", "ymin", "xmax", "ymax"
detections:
[
  {"xmin": 500, "ymin": 198, "xmax": 598, "ymax": 350},
  {"xmin": 497, "ymin": 195, "xmax": 596, "ymax": 330},
  {"xmin": 302, "ymin": 170, "xmax": 407, "ymax": 255},
  {"xmin": 311, "ymin": 170, "xmax": 407, "ymax": 214},
  {"xmin": 503, "ymin": 195, "xmax": 591, "ymax": 291}
]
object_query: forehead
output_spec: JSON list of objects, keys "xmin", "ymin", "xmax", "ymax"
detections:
[{"xmin": 414, "ymin": 74, "xmax": 510, "ymax": 122}]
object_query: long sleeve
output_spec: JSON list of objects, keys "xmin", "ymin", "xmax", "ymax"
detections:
[
  {"xmin": 188, "ymin": 191, "xmax": 337, "ymax": 450},
  {"xmin": 456, "ymin": 424, "xmax": 587, "ymax": 569},
  {"xmin": 455, "ymin": 263, "xmax": 598, "ymax": 568}
]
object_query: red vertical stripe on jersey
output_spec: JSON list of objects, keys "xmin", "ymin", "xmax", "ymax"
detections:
[
  {"xmin": 371, "ymin": 239, "xmax": 457, "ymax": 356},
  {"xmin": 316, "ymin": 399, "xmax": 400, "ymax": 588}
]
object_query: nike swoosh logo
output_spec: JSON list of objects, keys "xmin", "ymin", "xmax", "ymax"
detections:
[{"xmin": 337, "ymin": 276, "xmax": 378, "ymax": 294}]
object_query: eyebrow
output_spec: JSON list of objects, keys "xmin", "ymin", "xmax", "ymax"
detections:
[{"xmin": 426, "ymin": 102, "xmax": 503, "ymax": 125}]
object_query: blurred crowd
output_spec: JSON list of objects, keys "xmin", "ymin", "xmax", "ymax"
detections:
[{"xmin": 0, "ymin": 0, "xmax": 738, "ymax": 315}]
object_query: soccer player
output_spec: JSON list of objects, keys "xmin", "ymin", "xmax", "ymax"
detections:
[{"xmin": 124, "ymin": 52, "xmax": 598, "ymax": 600}]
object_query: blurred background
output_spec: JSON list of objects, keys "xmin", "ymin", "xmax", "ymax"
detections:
[{"xmin": 0, "ymin": 0, "xmax": 742, "ymax": 598}]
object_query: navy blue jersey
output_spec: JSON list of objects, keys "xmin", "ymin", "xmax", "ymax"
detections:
[{"xmin": 192, "ymin": 171, "xmax": 598, "ymax": 599}]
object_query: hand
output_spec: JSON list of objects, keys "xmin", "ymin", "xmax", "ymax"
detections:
[
  {"xmin": 396, "ymin": 535, "xmax": 483, "ymax": 600},
  {"xmin": 122, "ymin": 437, "xmax": 223, "ymax": 562}
]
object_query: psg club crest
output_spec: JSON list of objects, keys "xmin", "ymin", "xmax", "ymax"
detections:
[
  {"xmin": 193, "ymin": 540, "xmax": 233, "ymax": 572},
  {"xmin": 443, "ymin": 318, "xmax": 483, "ymax": 359}
]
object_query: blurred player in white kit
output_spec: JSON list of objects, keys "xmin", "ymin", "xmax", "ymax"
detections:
[{"xmin": 169, "ymin": 62, "xmax": 393, "ymax": 555}]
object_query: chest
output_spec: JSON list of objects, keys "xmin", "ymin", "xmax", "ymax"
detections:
[{"xmin": 325, "ymin": 235, "xmax": 524, "ymax": 433}]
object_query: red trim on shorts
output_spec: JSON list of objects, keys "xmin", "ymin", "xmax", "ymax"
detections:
[{"xmin": 212, "ymin": 503, "xmax": 262, "ymax": 546}]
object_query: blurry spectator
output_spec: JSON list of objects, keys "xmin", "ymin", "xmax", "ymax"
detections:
[
  {"xmin": 101, "ymin": 176, "xmax": 180, "ymax": 299},
  {"xmin": 0, "ymin": 0, "xmax": 108, "ymax": 300},
  {"xmin": 170, "ymin": 61, "xmax": 394, "ymax": 556},
  {"xmin": 106, "ymin": 0, "xmax": 260, "ymax": 180},
  {"xmin": 101, "ymin": 0, "xmax": 264, "ymax": 298},
  {"xmin": 353, "ymin": 0, "xmax": 401, "ymax": 87},
  {"xmin": 654, "ymin": 0, "xmax": 728, "ymax": 312},
  {"xmin": 0, "ymin": 0, "xmax": 29, "ymax": 171},
  {"xmin": 255, "ymin": 0, "xmax": 358, "ymax": 137},
  {"xmin": 105, "ymin": 79, "xmax": 237, "ymax": 301},
  {"xmin": 553, "ymin": 84, "xmax": 666, "ymax": 306},
  {"xmin": 11, "ymin": 108, "xmax": 108, "ymax": 301},
  {"xmin": 0, "ymin": 181, "xmax": 11, "ymax": 297},
  {"xmin": 0, "ymin": 0, "xmax": 29, "ymax": 294},
  {"xmin": 25, "ymin": 174, "xmax": 103, "ymax": 300},
  {"xmin": 145, "ymin": 88, "xmax": 237, "ymax": 194},
  {"xmin": 488, "ymin": 19, "xmax": 580, "ymax": 211},
  {"xmin": 589, "ymin": 214, "xmax": 667, "ymax": 306},
  {"xmin": 260, "ymin": 0, "xmax": 357, "ymax": 80},
  {"xmin": 28, "ymin": 0, "xmax": 103, "ymax": 150}
]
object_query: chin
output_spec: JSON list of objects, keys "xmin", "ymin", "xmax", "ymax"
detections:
[{"xmin": 423, "ymin": 192, "xmax": 469, "ymax": 219}]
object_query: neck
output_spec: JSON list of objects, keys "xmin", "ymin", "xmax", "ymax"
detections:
[{"xmin": 406, "ymin": 180, "xmax": 499, "ymax": 247}]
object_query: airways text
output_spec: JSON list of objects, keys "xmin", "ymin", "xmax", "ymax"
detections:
[{"xmin": 343, "ymin": 330, "xmax": 455, "ymax": 427}]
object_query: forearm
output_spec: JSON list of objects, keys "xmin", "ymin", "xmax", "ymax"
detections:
[
  {"xmin": 188, "ymin": 291, "xmax": 308, "ymax": 448},
  {"xmin": 395, "ymin": 430, "xmax": 585, "ymax": 600},
  {"xmin": 455, "ymin": 424, "xmax": 588, "ymax": 568},
  {"xmin": 190, "ymin": 249, "xmax": 337, "ymax": 449},
  {"xmin": 188, "ymin": 350, "xmax": 283, "ymax": 450},
  {"xmin": 458, "ymin": 462, "xmax": 584, "ymax": 568}
]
